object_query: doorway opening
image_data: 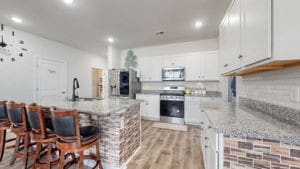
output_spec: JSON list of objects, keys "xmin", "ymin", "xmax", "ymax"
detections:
[{"xmin": 92, "ymin": 68, "xmax": 103, "ymax": 98}]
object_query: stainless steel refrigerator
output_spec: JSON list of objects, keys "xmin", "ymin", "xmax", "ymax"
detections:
[{"xmin": 108, "ymin": 69, "xmax": 141, "ymax": 98}]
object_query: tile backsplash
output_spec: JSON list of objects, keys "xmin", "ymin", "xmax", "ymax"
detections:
[
  {"xmin": 237, "ymin": 66, "xmax": 300, "ymax": 110},
  {"xmin": 141, "ymin": 81, "xmax": 220, "ymax": 91}
]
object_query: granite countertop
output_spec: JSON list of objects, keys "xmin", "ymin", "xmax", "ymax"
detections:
[
  {"xmin": 36, "ymin": 98, "xmax": 142, "ymax": 116},
  {"xmin": 201, "ymin": 101, "xmax": 300, "ymax": 145}
]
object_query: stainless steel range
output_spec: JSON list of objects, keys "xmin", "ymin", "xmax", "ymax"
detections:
[{"xmin": 160, "ymin": 86, "xmax": 185, "ymax": 124}]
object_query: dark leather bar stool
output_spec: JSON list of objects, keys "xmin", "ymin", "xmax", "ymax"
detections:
[
  {"xmin": 0, "ymin": 100, "xmax": 16, "ymax": 161},
  {"xmin": 51, "ymin": 109, "xmax": 103, "ymax": 169},
  {"xmin": 7, "ymin": 101, "xmax": 36, "ymax": 169},
  {"xmin": 26, "ymin": 103, "xmax": 60, "ymax": 169}
]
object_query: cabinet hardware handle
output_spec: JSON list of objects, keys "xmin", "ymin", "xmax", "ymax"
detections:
[
  {"xmin": 224, "ymin": 64, "xmax": 228, "ymax": 67},
  {"xmin": 208, "ymin": 126, "xmax": 212, "ymax": 129},
  {"xmin": 200, "ymin": 122, "xmax": 204, "ymax": 125},
  {"xmin": 238, "ymin": 55, "xmax": 243, "ymax": 59},
  {"xmin": 205, "ymin": 137, "xmax": 208, "ymax": 140},
  {"xmin": 205, "ymin": 145, "xmax": 208, "ymax": 148}
]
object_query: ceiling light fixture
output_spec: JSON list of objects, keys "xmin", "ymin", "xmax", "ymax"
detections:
[
  {"xmin": 11, "ymin": 17, "xmax": 23, "ymax": 24},
  {"xmin": 194, "ymin": 21, "xmax": 203, "ymax": 29},
  {"xmin": 63, "ymin": 0, "xmax": 74, "ymax": 5},
  {"xmin": 107, "ymin": 37, "xmax": 114, "ymax": 43}
]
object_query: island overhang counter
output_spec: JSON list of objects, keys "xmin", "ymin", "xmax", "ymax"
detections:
[{"xmin": 36, "ymin": 98, "xmax": 143, "ymax": 169}]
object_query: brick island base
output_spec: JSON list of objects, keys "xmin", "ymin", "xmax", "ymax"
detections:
[{"xmin": 79, "ymin": 104, "xmax": 141, "ymax": 169}]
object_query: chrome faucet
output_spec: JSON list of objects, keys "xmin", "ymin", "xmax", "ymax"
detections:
[{"xmin": 72, "ymin": 78, "xmax": 80, "ymax": 101}]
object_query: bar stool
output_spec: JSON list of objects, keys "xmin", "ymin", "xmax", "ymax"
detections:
[
  {"xmin": 0, "ymin": 100, "xmax": 16, "ymax": 161},
  {"xmin": 51, "ymin": 109, "xmax": 103, "ymax": 169},
  {"xmin": 7, "ymin": 101, "xmax": 36, "ymax": 169},
  {"xmin": 26, "ymin": 103, "xmax": 60, "ymax": 169}
]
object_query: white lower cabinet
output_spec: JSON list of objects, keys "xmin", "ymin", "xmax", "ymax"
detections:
[
  {"xmin": 136, "ymin": 94, "xmax": 160, "ymax": 121},
  {"xmin": 185, "ymin": 96, "xmax": 221, "ymax": 125},
  {"xmin": 201, "ymin": 112, "xmax": 224, "ymax": 169}
]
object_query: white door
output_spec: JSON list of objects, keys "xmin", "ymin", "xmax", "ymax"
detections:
[
  {"xmin": 36, "ymin": 58, "xmax": 67, "ymax": 100},
  {"xmin": 150, "ymin": 55, "xmax": 162, "ymax": 81},
  {"xmin": 241, "ymin": 0, "xmax": 271, "ymax": 65},
  {"xmin": 201, "ymin": 51, "xmax": 219, "ymax": 81}
]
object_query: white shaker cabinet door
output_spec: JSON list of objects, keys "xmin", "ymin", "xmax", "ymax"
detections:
[
  {"xmin": 147, "ymin": 95, "xmax": 160, "ymax": 121},
  {"xmin": 241, "ymin": 0, "xmax": 271, "ymax": 66},
  {"xmin": 137, "ymin": 56, "xmax": 151, "ymax": 81},
  {"xmin": 227, "ymin": 0, "xmax": 242, "ymax": 70},
  {"xmin": 185, "ymin": 53, "xmax": 202, "ymax": 81},
  {"xmin": 150, "ymin": 55, "xmax": 162, "ymax": 81},
  {"xmin": 201, "ymin": 51, "xmax": 219, "ymax": 81},
  {"xmin": 136, "ymin": 94, "xmax": 148, "ymax": 118},
  {"xmin": 162, "ymin": 55, "xmax": 186, "ymax": 68}
]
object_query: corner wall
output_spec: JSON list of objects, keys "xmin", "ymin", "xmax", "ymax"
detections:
[{"xmin": 0, "ymin": 26, "xmax": 107, "ymax": 102}]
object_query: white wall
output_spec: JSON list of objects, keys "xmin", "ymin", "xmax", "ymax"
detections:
[
  {"xmin": 0, "ymin": 26, "xmax": 107, "ymax": 103},
  {"xmin": 237, "ymin": 66, "xmax": 300, "ymax": 110},
  {"xmin": 120, "ymin": 38, "xmax": 219, "ymax": 64}
]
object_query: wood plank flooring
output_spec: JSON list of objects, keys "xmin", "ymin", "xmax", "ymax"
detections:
[
  {"xmin": 127, "ymin": 120, "xmax": 204, "ymax": 169},
  {"xmin": 0, "ymin": 120, "xmax": 204, "ymax": 169}
]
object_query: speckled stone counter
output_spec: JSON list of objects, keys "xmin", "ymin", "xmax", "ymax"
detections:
[
  {"xmin": 201, "ymin": 101, "xmax": 300, "ymax": 168},
  {"xmin": 201, "ymin": 101, "xmax": 300, "ymax": 145},
  {"xmin": 36, "ymin": 98, "xmax": 143, "ymax": 116}
]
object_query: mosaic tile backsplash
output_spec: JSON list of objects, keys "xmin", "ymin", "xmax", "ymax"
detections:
[{"xmin": 224, "ymin": 135, "xmax": 300, "ymax": 169}]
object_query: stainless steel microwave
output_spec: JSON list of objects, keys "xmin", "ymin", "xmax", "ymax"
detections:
[{"xmin": 162, "ymin": 67, "xmax": 185, "ymax": 81}]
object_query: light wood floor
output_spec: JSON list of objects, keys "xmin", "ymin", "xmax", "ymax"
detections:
[
  {"xmin": 0, "ymin": 120, "xmax": 204, "ymax": 169},
  {"xmin": 127, "ymin": 120, "xmax": 204, "ymax": 169}
]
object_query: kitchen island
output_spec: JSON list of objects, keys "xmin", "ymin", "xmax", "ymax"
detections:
[
  {"xmin": 198, "ymin": 100, "xmax": 300, "ymax": 169},
  {"xmin": 37, "ymin": 98, "xmax": 142, "ymax": 169}
]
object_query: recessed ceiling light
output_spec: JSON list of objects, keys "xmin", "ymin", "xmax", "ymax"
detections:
[
  {"xmin": 107, "ymin": 37, "xmax": 114, "ymax": 43},
  {"xmin": 11, "ymin": 17, "xmax": 23, "ymax": 23},
  {"xmin": 63, "ymin": 0, "xmax": 74, "ymax": 5},
  {"xmin": 194, "ymin": 21, "xmax": 203, "ymax": 29}
]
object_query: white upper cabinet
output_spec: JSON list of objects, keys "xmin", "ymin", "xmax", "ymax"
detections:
[
  {"xmin": 150, "ymin": 55, "xmax": 162, "ymax": 81},
  {"xmin": 201, "ymin": 51, "xmax": 219, "ymax": 81},
  {"xmin": 219, "ymin": 0, "xmax": 300, "ymax": 75},
  {"xmin": 186, "ymin": 51, "xmax": 219, "ymax": 81},
  {"xmin": 228, "ymin": 0, "xmax": 242, "ymax": 70},
  {"xmin": 186, "ymin": 53, "xmax": 202, "ymax": 81},
  {"xmin": 162, "ymin": 55, "xmax": 186, "ymax": 68},
  {"xmin": 241, "ymin": 0, "xmax": 272, "ymax": 65},
  {"xmin": 137, "ymin": 56, "xmax": 151, "ymax": 81}
]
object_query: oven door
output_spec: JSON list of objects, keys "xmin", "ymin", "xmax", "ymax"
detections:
[{"xmin": 160, "ymin": 100, "xmax": 184, "ymax": 118}]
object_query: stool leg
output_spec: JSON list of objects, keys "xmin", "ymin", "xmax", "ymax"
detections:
[
  {"xmin": 23, "ymin": 134, "xmax": 29, "ymax": 169},
  {"xmin": 96, "ymin": 142, "xmax": 103, "ymax": 169},
  {"xmin": 10, "ymin": 135, "xmax": 20, "ymax": 165},
  {"xmin": 46, "ymin": 142, "xmax": 52, "ymax": 169},
  {"xmin": 59, "ymin": 151, "xmax": 65, "ymax": 169},
  {"xmin": 34, "ymin": 142, "xmax": 42, "ymax": 169},
  {"xmin": 79, "ymin": 151, "xmax": 84, "ymax": 169},
  {"xmin": 0, "ymin": 130, "xmax": 6, "ymax": 161}
]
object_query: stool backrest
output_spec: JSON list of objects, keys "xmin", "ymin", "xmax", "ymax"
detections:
[
  {"xmin": 0, "ymin": 101, "xmax": 8, "ymax": 119},
  {"xmin": 6, "ymin": 101, "xmax": 28, "ymax": 129},
  {"xmin": 51, "ymin": 109, "xmax": 81, "ymax": 146},
  {"xmin": 26, "ymin": 103, "xmax": 47, "ymax": 138}
]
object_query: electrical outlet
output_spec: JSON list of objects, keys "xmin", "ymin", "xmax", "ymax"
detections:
[{"xmin": 291, "ymin": 87, "xmax": 300, "ymax": 102}]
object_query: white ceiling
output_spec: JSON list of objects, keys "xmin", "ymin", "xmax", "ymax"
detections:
[{"xmin": 0, "ymin": 0, "xmax": 231, "ymax": 56}]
